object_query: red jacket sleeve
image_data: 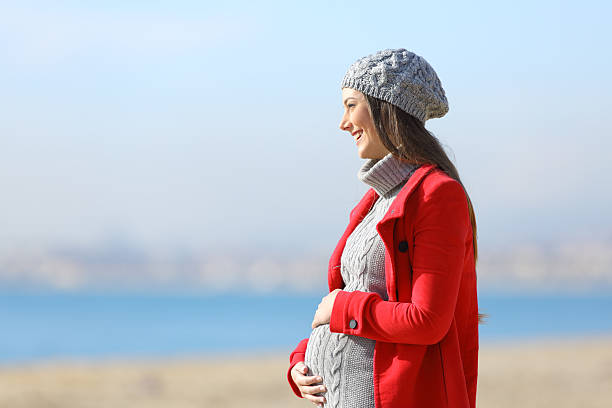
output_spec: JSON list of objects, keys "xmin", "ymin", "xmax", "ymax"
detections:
[
  {"xmin": 287, "ymin": 337, "xmax": 309, "ymax": 398},
  {"xmin": 329, "ymin": 180, "xmax": 469, "ymax": 345}
]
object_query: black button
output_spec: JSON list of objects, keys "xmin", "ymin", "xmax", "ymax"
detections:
[
  {"xmin": 398, "ymin": 240, "xmax": 409, "ymax": 252},
  {"xmin": 349, "ymin": 319, "xmax": 358, "ymax": 329}
]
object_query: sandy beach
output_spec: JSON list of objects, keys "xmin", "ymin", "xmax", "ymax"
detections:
[{"xmin": 0, "ymin": 334, "xmax": 610, "ymax": 408}]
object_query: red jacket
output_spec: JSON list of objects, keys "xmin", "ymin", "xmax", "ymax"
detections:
[{"xmin": 287, "ymin": 163, "xmax": 479, "ymax": 408}]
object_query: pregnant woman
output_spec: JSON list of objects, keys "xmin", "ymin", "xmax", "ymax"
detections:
[{"xmin": 287, "ymin": 49, "xmax": 484, "ymax": 408}]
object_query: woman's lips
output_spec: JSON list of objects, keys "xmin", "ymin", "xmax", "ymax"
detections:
[{"xmin": 355, "ymin": 131, "xmax": 363, "ymax": 144}]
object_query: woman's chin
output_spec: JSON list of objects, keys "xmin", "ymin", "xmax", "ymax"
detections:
[{"xmin": 358, "ymin": 151, "xmax": 376, "ymax": 159}]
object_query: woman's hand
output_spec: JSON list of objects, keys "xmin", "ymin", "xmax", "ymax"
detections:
[
  {"xmin": 290, "ymin": 361, "xmax": 327, "ymax": 406},
  {"xmin": 311, "ymin": 289, "xmax": 342, "ymax": 329}
]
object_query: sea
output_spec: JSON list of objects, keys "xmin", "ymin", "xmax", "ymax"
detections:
[{"xmin": 1, "ymin": 290, "xmax": 611, "ymax": 365}]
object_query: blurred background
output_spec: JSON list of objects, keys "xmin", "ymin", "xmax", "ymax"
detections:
[{"xmin": 1, "ymin": 0, "xmax": 611, "ymax": 407}]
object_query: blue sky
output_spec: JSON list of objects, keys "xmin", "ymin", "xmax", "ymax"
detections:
[{"xmin": 1, "ymin": 0, "xmax": 610, "ymax": 256}]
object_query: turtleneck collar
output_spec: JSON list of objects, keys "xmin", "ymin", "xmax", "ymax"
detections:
[{"xmin": 358, "ymin": 152, "xmax": 420, "ymax": 198}]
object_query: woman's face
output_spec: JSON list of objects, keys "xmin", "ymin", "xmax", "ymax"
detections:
[{"xmin": 339, "ymin": 88, "xmax": 389, "ymax": 159}]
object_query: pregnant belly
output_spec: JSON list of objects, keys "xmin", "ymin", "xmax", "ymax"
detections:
[
  {"xmin": 304, "ymin": 324, "xmax": 348, "ymax": 405},
  {"xmin": 304, "ymin": 324, "xmax": 348, "ymax": 375},
  {"xmin": 304, "ymin": 324, "xmax": 376, "ymax": 408}
]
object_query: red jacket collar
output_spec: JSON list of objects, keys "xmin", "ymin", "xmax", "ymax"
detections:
[
  {"xmin": 327, "ymin": 163, "xmax": 438, "ymax": 289},
  {"xmin": 353, "ymin": 162, "xmax": 438, "ymax": 224}
]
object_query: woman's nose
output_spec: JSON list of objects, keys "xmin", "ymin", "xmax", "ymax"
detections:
[{"xmin": 339, "ymin": 118, "xmax": 351, "ymax": 132}]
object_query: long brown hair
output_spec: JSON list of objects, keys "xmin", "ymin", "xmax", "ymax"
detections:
[{"xmin": 364, "ymin": 94, "xmax": 487, "ymax": 325}]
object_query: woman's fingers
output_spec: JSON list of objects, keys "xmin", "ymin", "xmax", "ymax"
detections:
[
  {"xmin": 303, "ymin": 392, "xmax": 326, "ymax": 406},
  {"xmin": 291, "ymin": 362, "xmax": 308, "ymax": 379},
  {"xmin": 291, "ymin": 363, "xmax": 326, "ymax": 405},
  {"xmin": 301, "ymin": 383, "xmax": 327, "ymax": 395},
  {"xmin": 294, "ymin": 371, "xmax": 323, "ymax": 386}
]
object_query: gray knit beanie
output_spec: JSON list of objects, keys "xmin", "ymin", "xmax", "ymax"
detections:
[{"xmin": 340, "ymin": 48, "xmax": 449, "ymax": 123}]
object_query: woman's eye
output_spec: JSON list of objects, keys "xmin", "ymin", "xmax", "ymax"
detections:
[{"xmin": 348, "ymin": 104, "xmax": 355, "ymax": 108}]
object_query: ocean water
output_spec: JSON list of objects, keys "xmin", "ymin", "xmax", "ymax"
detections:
[{"xmin": 0, "ymin": 290, "xmax": 611, "ymax": 364}]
